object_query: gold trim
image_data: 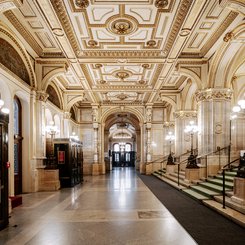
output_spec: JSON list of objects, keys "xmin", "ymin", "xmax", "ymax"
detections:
[{"xmin": 4, "ymin": 10, "xmax": 43, "ymax": 55}]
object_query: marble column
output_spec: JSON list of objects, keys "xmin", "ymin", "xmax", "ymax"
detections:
[
  {"xmin": 195, "ymin": 88, "xmax": 232, "ymax": 174},
  {"xmin": 35, "ymin": 90, "xmax": 49, "ymax": 168},
  {"xmin": 174, "ymin": 110, "xmax": 197, "ymax": 160},
  {"xmin": 63, "ymin": 111, "xmax": 71, "ymax": 138},
  {"xmin": 145, "ymin": 105, "xmax": 153, "ymax": 175},
  {"xmin": 91, "ymin": 106, "xmax": 101, "ymax": 175}
]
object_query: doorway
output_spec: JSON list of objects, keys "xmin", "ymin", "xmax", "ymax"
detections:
[{"xmin": 13, "ymin": 96, "xmax": 23, "ymax": 195}]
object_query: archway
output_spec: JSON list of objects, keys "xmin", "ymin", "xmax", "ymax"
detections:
[{"xmin": 102, "ymin": 109, "xmax": 143, "ymax": 172}]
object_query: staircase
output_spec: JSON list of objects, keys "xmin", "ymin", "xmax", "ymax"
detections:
[{"xmin": 153, "ymin": 167, "xmax": 245, "ymax": 227}]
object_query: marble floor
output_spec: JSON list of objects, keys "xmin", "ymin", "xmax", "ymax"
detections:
[{"xmin": 0, "ymin": 168, "xmax": 197, "ymax": 245}]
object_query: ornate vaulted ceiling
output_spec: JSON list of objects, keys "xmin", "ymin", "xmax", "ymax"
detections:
[{"xmin": 2, "ymin": 0, "xmax": 242, "ymax": 106}]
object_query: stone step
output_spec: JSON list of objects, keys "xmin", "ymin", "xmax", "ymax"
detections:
[
  {"xmin": 203, "ymin": 200, "xmax": 245, "ymax": 228},
  {"xmin": 206, "ymin": 178, "xmax": 234, "ymax": 188},
  {"xmin": 199, "ymin": 182, "xmax": 232, "ymax": 193},
  {"xmin": 213, "ymin": 195, "xmax": 245, "ymax": 215},
  {"xmin": 152, "ymin": 173, "xmax": 187, "ymax": 190},
  {"xmin": 215, "ymin": 175, "xmax": 234, "ymax": 182},
  {"xmin": 190, "ymin": 185, "xmax": 220, "ymax": 198},
  {"xmin": 169, "ymin": 172, "xmax": 185, "ymax": 180},
  {"xmin": 182, "ymin": 188, "xmax": 210, "ymax": 201}
]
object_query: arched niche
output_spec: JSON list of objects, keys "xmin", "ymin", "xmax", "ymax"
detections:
[{"xmin": 46, "ymin": 84, "xmax": 62, "ymax": 110}]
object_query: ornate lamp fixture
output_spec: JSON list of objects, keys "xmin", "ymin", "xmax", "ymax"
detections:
[
  {"xmin": 184, "ymin": 121, "xmax": 199, "ymax": 169},
  {"xmin": 165, "ymin": 131, "xmax": 175, "ymax": 165},
  {"xmin": 0, "ymin": 99, "xmax": 10, "ymax": 114}
]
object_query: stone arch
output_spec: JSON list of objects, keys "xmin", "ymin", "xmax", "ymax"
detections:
[
  {"xmin": 66, "ymin": 94, "xmax": 85, "ymax": 111},
  {"xmin": 101, "ymin": 106, "xmax": 144, "ymax": 125},
  {"xmin": 0, "ymin": 25, "xmax": 36, "ymax": 88},
  {"xmin": 208, "ymin": 23, "xmax": 245, "ymax": 88},
  {"xmin": 42, "ymin": 67, "xmax": 67, "ymax": 91},
  {"xmin": 178, "ymin": 67, "xmax": 203, "ymax": 89}
]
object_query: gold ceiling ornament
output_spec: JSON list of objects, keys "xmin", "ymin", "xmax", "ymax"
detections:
[
  {"xmin": 87, "ymin": 39, "xmax": 98, "ymax": 47},
  {"xmin": 94, "ymin": 64, "xmax": 102, "ymax": 69},
  {"xmin": 146, "ymin": 40, "xmax": 156, "ymax": 47},
  {"xmin": 75, "ymin": 0, "xmax": 89, "ymax": 9},
  {"xmin": 113, "ymin": 69, "xmax": 132, "ymax": 80},
  {"xmin": 99, "ymin": 79, "xmax": 106, "ymax": 84},
  {"xmin": 223, "ymin": 31, "xmax": 234, "ymax": 42},
  {"xmin": 142, "ymin": 64, "xmax": 150, "ymax": 69},
  {"xmin": 117, "ymin": 93, "xmax": 128, "ymax": 100},
  {"xmin": 108, "ymin": 17, "xmax": 137, "ymax": 36},
  {"xmin": 138, "ymin": 80, "xmax": 147, "ymax": 85},
  {"xmin": 155, "ymin": 0, "xmax": 168, "ymax": 9}
]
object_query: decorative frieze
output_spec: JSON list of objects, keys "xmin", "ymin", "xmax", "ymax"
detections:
[
  {"xmin": 174, "ymin": 110, "xmax": 197, "ymax": 119},
  {"xmin": 163, "ymin": 121, "xmax": 175, "ymax": 127},
  {"xmin": 195, "ymin": 88, "xmax": 233, "ymax": 103}
]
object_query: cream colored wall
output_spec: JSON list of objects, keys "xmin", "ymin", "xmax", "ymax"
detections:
[{"xmin": 0, "ymin": 68, "xmax": 33, "ymax": 195}]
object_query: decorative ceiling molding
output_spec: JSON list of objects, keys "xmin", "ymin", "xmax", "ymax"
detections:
[
  {"xmin": 163, "ymin": 0, "xmax": 193, "ymax": 55},
  {"xmin": 4, "ymin": 10, "xmax": 43, "ymax": 55},
  {"xmin": 200, "ymin": 11, "xmax": 239, "ymax": 56},
  {"xmin": 51, "ymin": 0, "xmax": 81, "ymax": 53}
]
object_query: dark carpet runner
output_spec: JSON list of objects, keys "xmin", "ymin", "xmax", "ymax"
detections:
[{"xmin": 138, "ymin": 173, "xmax": 245, "ymax": 245}]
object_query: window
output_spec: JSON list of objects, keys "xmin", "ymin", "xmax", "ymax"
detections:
[
  {"xmin": 125, "ymin": 144, "xmax": 131, "ymax": 152},
  {"xmin": 114, "ymin": 143, "xmax": 119, "ymax": 151}
]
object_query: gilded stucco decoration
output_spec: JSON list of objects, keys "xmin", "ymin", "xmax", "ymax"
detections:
[
  {"xmin": 155, "ymin": 0, "xmax": 168, "ymax": 9},
  {"xmin": 195, "ymin": 89, "xmax": 233, "ymax": 102},
  {"xmin": 75, "ymin": 0, "xmax": 89, "ymax": 9},
  {"xmin": 108, "ymin": 17, "xmax": 137, "ymax": 36},
  {"xmin": 173, "ymin": 111, "xmax": 197, "ymax": 119}
]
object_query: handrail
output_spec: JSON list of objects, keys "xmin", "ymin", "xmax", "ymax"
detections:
[
  {"xmin": 151, "ymin": 154, "xmax": 169, "ymax": 164},
  {"xmin": 195, "ymin": 145, "xmax": 230, "ymax": 160},
  {"xmin": 221, "ymin": 158, "xmax": 239, "ymax": 209},
  {"xmin": 222, "ymin": 158, "xmax": 239, "ymax": 170}
]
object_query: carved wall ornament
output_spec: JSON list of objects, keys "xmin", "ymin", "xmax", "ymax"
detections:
[
  {"xmin": 88, "ymin": 39, "xmax": 98, "ymax": 47},
  {"xmin": 146, "ymin": 107, "xmax": 152, "ymax": 122},
  {"xmin": 138, "ymin": 80, "xmax": 147, "ymax": 85},
  {"xmin": 195, "ymin": 89, "xmax": 233, "ymax": 102},
  {"xmin": 99, "ymin": 79, "xmax": 106, "ymax": 84},
  {"xmin": 223, "ymin": 31, "xmax": 234, "ymax": 42},
  {"xmin": 179, "ymin": 28, "xmax": 191, "ymax": 37},
  {"xmin": 108, "ymin": 18, "xmax": 137, "ymax": 36},
  {"xmin": 52, "ymin": 28, "xmax": 64, "ymax": 37},
  {"xmin": 75, "ymin": 0, "xmax": 89, "ymax": 9},
  {"xmin": 174, "ymin": 111, "xmax": 197, "ymax": 119},
  {"xmin": 142, "ymin": 64, "xmax": 150, "ymax": 69},
  {"xmin": 117, "ymin": 93, "xmax": 128, "ymax": 100},
  {"xmin": 215, "ymin": 123, "xmax": 223, "ymax": 134},
  {"xmin": 94, "ymin": 64, "xmax": 102, "ymax": 69},
  {"xmin": 113, "ymin": 70, "xmax": 132, "ymax": 80},
  {"xmin": 146, "ymin": 40, "xmax": 156, "ymax": 47},
  {"xmin": 163, "ymin": 121, "xmax": 175, "ymax": 127},
  {"xmin": 36, "ymin": 91, "xmax": 49, "ymax": 102},
  {"xmin": 155, "ymin": 0, "xmax": 168, "ymax": 9}
]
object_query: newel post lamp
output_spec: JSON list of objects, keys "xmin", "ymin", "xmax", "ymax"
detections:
[
  {"xmin": 184, "ymin": 121, "xmax": 199, "ymax": 169},
  {"xmin": 165, "ymin": 131, "xmax": 175, "ymax": 165},
  {"xmin": 46, "ymin": 121, "xmax": 59, "ymax": 156}
]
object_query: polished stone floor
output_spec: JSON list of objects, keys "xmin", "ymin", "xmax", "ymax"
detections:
[{"xmin": 0, "ymin": 168, "xmax": 196, "ymax": 245}]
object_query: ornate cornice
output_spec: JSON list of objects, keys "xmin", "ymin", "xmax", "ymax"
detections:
[
  {"xmin": 174, "ymin": 110, "xmax": 197, "ymax": 119},
  {"xmin": 200, "ymin": 11, "xmax": 239, "ymax": 56},
  {"xmin": 78, "ymin": 50, "xmax": 164, "ymax": 58},
  {"xmin": 4, "ymin": 10, "xmax": 43, "ymax": 56},
  {"xmin": 51, "ymin": 0, "xmax": 80, "ymax": 53},
  {"xmin": 163, "ymin": 0, "xmax": 193, "ymax": 55},
  {"xmin": 195, "ymin": 88, "xmax": 233, "ymax": 102}
]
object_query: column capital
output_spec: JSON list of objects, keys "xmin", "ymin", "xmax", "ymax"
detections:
[
  {"xmin": 63, "ymin": 111, "xmax": 71, "ymax": 119},
  {"xmin": 174, "ymin": 110, "xmax": 197, "ymax": 119},
  {"xmin": 195, "ymin": 88, "xmax": 232, "ymax": 103},
  {"xmin": 36, "ymin": 90, "xmax": 49, "ymax": 102},
  {"xmin": 145, "ymin": 106, "xmax": 152, "ymax": 123},
  {"xmin": 163, "ymin": 121, "xmax": 175, "ymax": 128}
]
